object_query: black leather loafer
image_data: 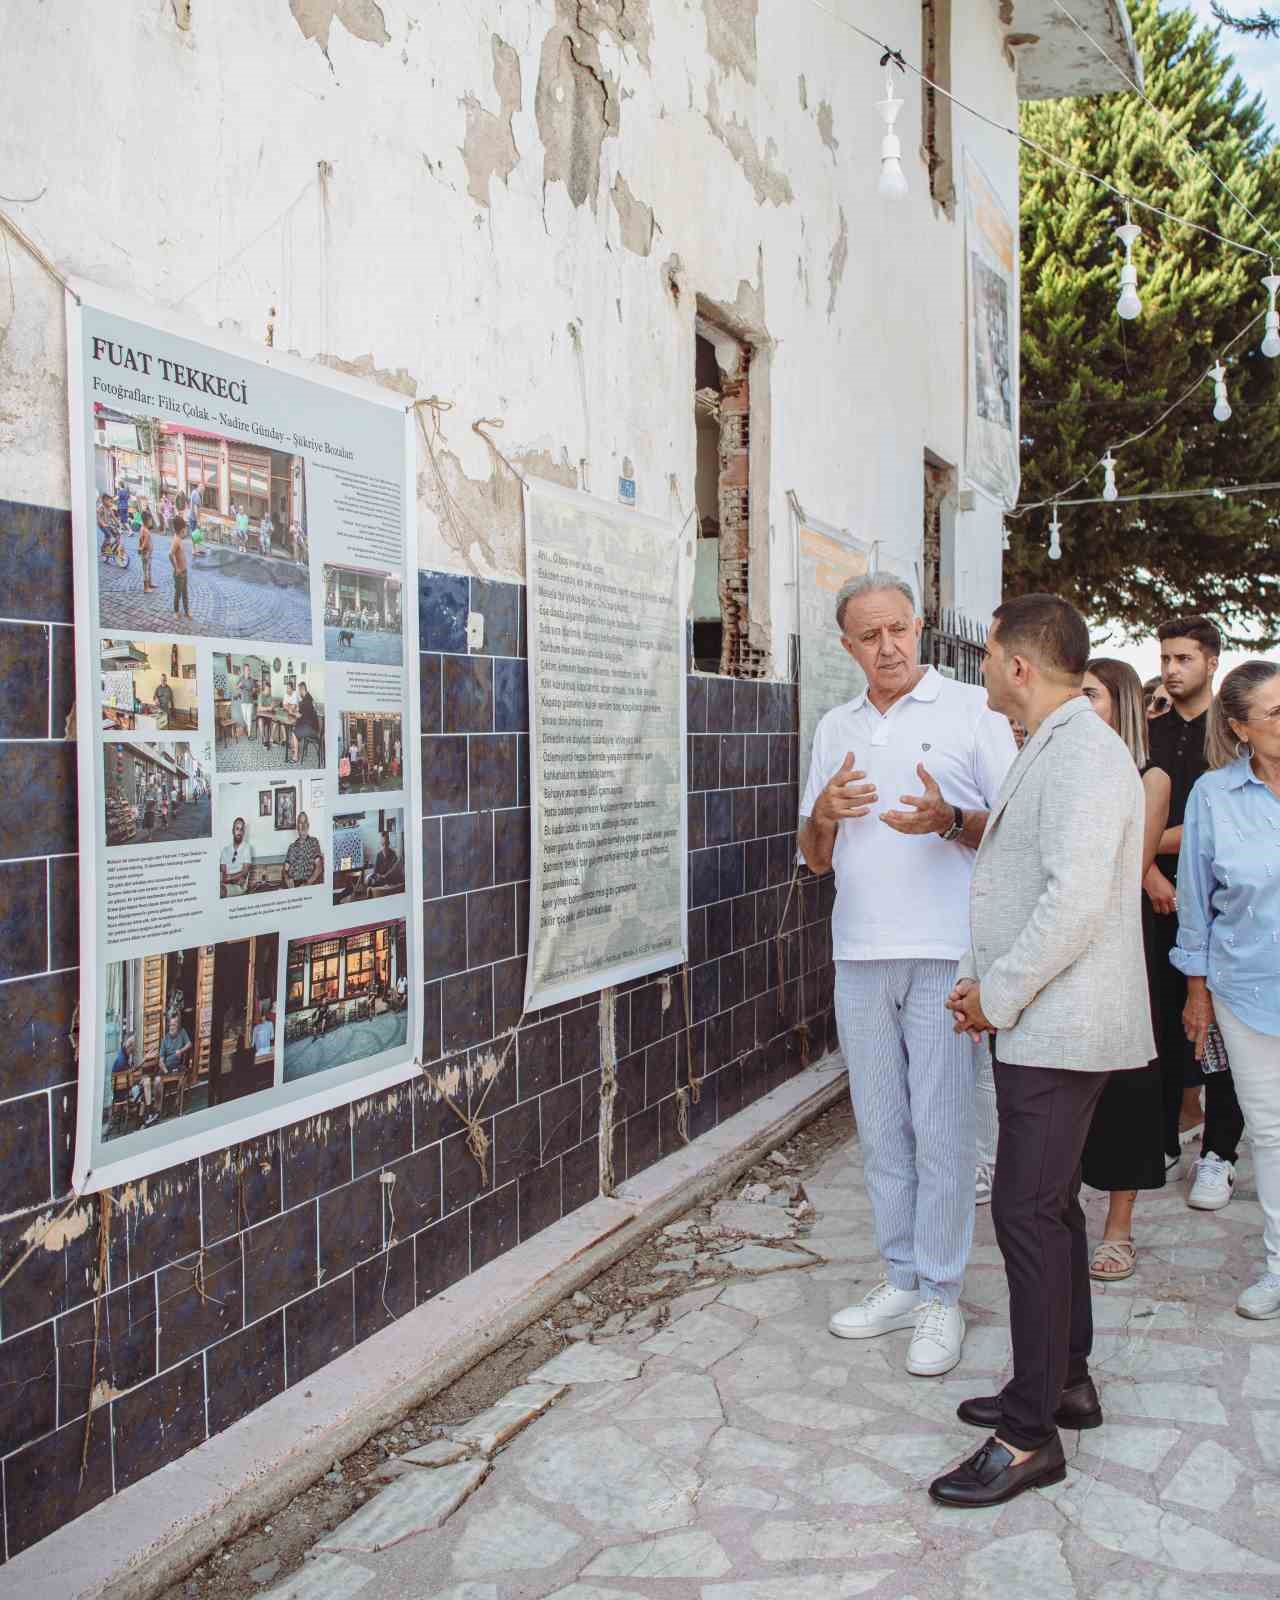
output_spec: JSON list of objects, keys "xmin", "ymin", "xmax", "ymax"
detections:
[
  {"xmin": 929, "ymin": 1434, "xmax": 1067, "ymax": 1507},
  {"xmin": 956, "ymin": 1377, "xmax": 1102, "ymax": 1432}
]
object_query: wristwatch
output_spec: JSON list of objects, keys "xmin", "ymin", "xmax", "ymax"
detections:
[{"xmin": 940, "ymin": 805, "xmax": 964, "ymax": 842}]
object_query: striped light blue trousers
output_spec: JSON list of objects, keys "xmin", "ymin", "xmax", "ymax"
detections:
[{"xmin": 835, "ymin": 958, "xmax": 978, "ymax": 1305}]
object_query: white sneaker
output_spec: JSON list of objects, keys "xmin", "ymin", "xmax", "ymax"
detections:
[
  {"xmin": 1187, "ymin": 1153, "xmax": 1235, "ymax": 1210},
  {"xmin": 1237, "ymin": 1272, "xmax": 1280, "ymax": 1320},
  {"xmin": 975, "ymin": 1164, "xmax": 993, "ymax": 1206},
  {"xmin": 906, "ymin": 1299, "xmax": 965, "ymax": 1376},
  {"xmin": 828, "ymin": 1280, "xmax": 921, "ymax": 1340},
  {"xmin": 1165, "ymin": 1151, "xmax": 1185, "ymax": 1182}
]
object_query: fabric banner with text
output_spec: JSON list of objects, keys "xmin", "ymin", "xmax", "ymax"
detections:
[
  {"xmin": 524, "ymin": 480, "xmax": 687, "ymax": 1008},
  {"xmin": 963, "ymin": 151, "xmax": 1020, "ymax": 509}
]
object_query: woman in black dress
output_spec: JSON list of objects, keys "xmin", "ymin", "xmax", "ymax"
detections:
[{"xmin": 1080, "ymin": 657, "xmax": 1171, "ymax": 1280}]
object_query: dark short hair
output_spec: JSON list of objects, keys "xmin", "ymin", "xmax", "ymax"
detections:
[
  {"xmin": 991, "ymin": 593, "xmax": 1090, "ymax": 679},
  {"xmin": 1156, "ymin": 615, "xmax": 1221, "ymax": 657}
]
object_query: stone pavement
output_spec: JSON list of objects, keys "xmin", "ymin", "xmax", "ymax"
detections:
[
  {"xmin": 99, "ymin": 534, "xmax": 313, "ymax": 644},
  {"xmin": 324, "ymin": 625, "xmax": 404, "ymax": 666},
  {"xmin": 262, "ymin": 1134, "xmax": 1280, "ymax": 1600}
]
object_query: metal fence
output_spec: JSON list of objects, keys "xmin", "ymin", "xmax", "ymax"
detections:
[{"xmin": 921, "ymin": 608, "xmax": 987, "ymax": 686}]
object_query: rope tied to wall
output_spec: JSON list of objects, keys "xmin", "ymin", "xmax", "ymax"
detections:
[
  {"xmin": 80, "ymin": 1192, "xmax": 111, "ymax": 1488},
  {"xmin": 421, "ymin": 1006, "xmax": 527, "ymax": 1185},
  {"xmin": 681, "ymin": 962, "xmax": 703, "ymax": 1106}
]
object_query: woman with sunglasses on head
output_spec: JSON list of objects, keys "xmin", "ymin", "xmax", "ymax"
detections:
[
  {"xmin": 1078, "ymin": 657, "xmax": 1172, "ymax": 1281},
  {"xmin": 1173, "ymin": 661, "xmax": 1280, "ymax": 1320}
]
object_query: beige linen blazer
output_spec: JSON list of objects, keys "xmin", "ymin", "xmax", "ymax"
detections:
[{"xmin": 958, "ymin": 695, "xmax": 1155, "ymax": 1071}]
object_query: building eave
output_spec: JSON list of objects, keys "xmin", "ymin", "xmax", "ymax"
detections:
[{"xmin": 1010, "ymin": 0, "xmax": 1144, "ymax": 101}]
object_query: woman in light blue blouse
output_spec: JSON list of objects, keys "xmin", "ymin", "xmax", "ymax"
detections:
[{"xmin": 1173, "ymin": 660, "xmax": 1280, "ymax": 1320}]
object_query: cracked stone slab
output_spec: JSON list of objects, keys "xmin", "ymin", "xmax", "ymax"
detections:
[
  {"xmin": 702, "ymin": 1482, "xmax": 794, "ymax": 1511},
  {"xmin": 799, "ymin": 1460, "xmax": 901, "ymax": 1507},
  {"xmin": 715, "ymin": 1244, "xmax": 816, "ymax": 1274},
  {"xmin": 1092, "ymin": 1297, "xmax": 1190, "ymax": 1331},
  {"xmin": 1104, "ymin": 1381, "xmax": 1228, "ymax": 1425},
  {"xmin": 1161, "ymin": 1440, "xmax": 1242, "ymax": 1513},
  {"xmin": 531, "ymin": 1346, "xmax": 643, "ymax": 1384},
  {"xmin": 751, "ymin": 1517, "xmax": 920, "ymax": 1561},
  {"xmin": 963, "ymin": 1531, "xmax": 1075, "ymax": 1600},
  {"xmin": 853, "ymin": 1431, "xmax": 977, "ymax": 1479},
  {"xmin": 1243, "ymin": 1342, "xmax": 1280, "ymax": 1400},
  {"xmin": 1043, "ymin": 1474, "xmax": 1280, "ymax": 1575},
  {"xmin": 451, "ymin": 1496, "xmax": 581, "ymax": 1576},
  {"xmin": 706, "ymin": 1426, "xmax": 805, "ymax": 1474},
  {"xmin": 708, "ymin": 1201, "xmax": 797, "ymax": 1238},
  {"xmin": 718, "ymin": 1278, "xmax": 806, "ymax": 1317},
  {"xmin": 1093, "ymin": 1580, "xmax": 1240, "ymax": 1600},
  {"xmin": 583, "ymin": 1529, "xmax": 732, "ymax": 1579},
  {"xmin": 715, "ymin": 1341, "xmax": 800, "ymax": 1395},
  {"xmin": 743, "ymin": 1391, "xmax": 882, "ymax": 1432},
  {"xmin": 401, "ymin": 1439, "xmax": 473, "ymax": 1468},
  {"xmin": 1252, "ymin": 1408, "xmax": 1280, "ymax": 1470},
  {"xmin": 315, "ymin": 1460, "xmax": 488, "ymax": 1553},
  {"xmin": 446, "ymin": 1381, "xmax": 567, "ymax": 1454},
  {"xmin": 1077, "ymin": 1424, "xmax": 1182, "ymax": 1473},
  {"xmin": 1091, "ymin": 1338, "xmax": 1223, "ymax": 1380},
  {"xmin": 259, "ymin": 1556, "xmax": 377, "ymax": 1599},
  {"xmin": 702, "ymin": 1577, "xmax": 895, "ymax": 1600},
  {"xmin": 620, "ymin": 1371, "xmax": 723, "ymax": 1422},
  {"xmin": 639, "ymin": 1309, "xmax": 751, "ymax": 1368},
  {"xmin": 421, "ymin": 1588, "xmax": 500, "ymax": 1600},
  {"xmin": 544, "ymin": 1589, "xmax": 648, "ymax": 1600},
  {"xmin": 519, "ymin": 1424, "xmax": 699, "ymax": 1533}
]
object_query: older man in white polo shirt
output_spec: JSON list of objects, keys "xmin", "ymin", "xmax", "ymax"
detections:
[{"xmin": 799, "ymin": 573, "xmax": 1016, "ymax": 1375}]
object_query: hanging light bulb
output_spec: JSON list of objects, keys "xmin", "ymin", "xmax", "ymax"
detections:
[
  {"xmin": 1115, "ymin": 215, "xmax": 1143, "ymax": 320},
  {"xmin": 1001, "ymin": 522, "xmax": 1011, "ymax": 552},
  {"xmin": 1102, "ymin": 451, "xmax": 1118, "ymax": 502},
  {"xmin": 875, "ymin": 74, "xmax": 907, "ymax": 199},
  {"xmin": 1210, "ymin": 361, "xmax": 1232, "ymax": 422},
  {"xmin": 1048, "ymin": 505, "xmax": 1062, "ymax": 561},
  {"xmin": 1262, "ymin": 270, "xmax": 1280, "ymax": 358}
]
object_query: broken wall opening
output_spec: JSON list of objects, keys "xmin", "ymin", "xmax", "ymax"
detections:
[
  {"xmin": 923, "ymin": 450, "xmax": 958, "ymax": 626},
  {"xmin": 921, "ymin": 0, "xmax": 955, "ymax": 214}
]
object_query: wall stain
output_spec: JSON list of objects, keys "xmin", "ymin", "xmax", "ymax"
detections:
[
  {"xmin": 314, "ymin": 351, "xmax": 418, "ymax": 397},
  {"xmin": 826, "ymin": 206, "xmax": 847, "ymax": 318},
  {"xmin": 462, "ymin": 36, "xmax": 523, "ymax": 209},
  {"xmin": 289, "ymin": 0, "xmax": 390, "ymax": 58},
  {"xmin": 704, "ymin": 78, "xmax": 793, "ymax": 207},
  {"xmin": 703, "ymin": 0, "xmax": 757, "ymax": 83},
  {"xmin": 611, "ymin": 172, "xmax": 655, "ymax": 256},
  {"xmin": 817, "ymin": 100, "xmax": 839, "ymax": 158}
]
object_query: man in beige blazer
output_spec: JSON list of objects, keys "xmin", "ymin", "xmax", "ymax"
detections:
[{"xmin": 929, "ymin": 594, "xmax": 1154, "ymax": 1510}]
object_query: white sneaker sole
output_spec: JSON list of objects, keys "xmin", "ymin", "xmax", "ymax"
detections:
[
  {"xmin": 1237, "ymin": 1300, "xmax": 1280, "ymax": 1320},
  {"xmin": 1187, "ymin": 1187, "xmax": 1233, "ymax": 1211},
  {"xmin": 906, "ymin": 1342, "xmax": 963, "ymax": 1376},
  {"xmin": 827, "ymin": 1309, "xmax": 920, "ymax": 1340}
]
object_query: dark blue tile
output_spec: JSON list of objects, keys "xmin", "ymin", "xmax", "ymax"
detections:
[
  {"xmin": 470, "ymin": 578, "xmax": 520, "ymax": 657},
  {"xmin": 0, "ymin": 621, "xmax": 50, "ymax": 737},
  {"xmin": 705, "ymin": 899, "xmax": 733, "ymax": 961},
  {"xmin": 687, "ymin": 791, "xmax": 705, "ymax": 852},
  {"xmin": 113, "ymin": 1356, "xmax": 206, "ymax": 1491},
  {"xmin": 443, "ymin": 654, "xmax": 494, "ymax": 734},
  {"xmin": 719, "ymin": 842, "xmax": 745, "ymax": 901},
  {"xmin": 719, "ymin": 735, "xmax": 745, "ymax": 789},
  {"xmin": 0, "ymin": 499, "xmax": 74, "ymax": 624},
  {"xmin": 733, "ymin": 1000, "xmax": 757, "ymax": 1059},
  {"xmin": 732, "ymin": 678, "xmax": 759, "ymax": 733},
  {"xmin": 705, "ymin": 789, "xmax": 732, "ymax": 847},
  {"xmin": 516, "ymin": 733, "xmax": 531, "ymax": 806},
  {"xmin": 468, "ymin": 883, "xmax": 515, "ymax": 967},
  {"xmin": 645, "ymin": 1036, "xmax": 677, "ymax": 1104},
  {"xmin": 707, "ymin": 677, "xmax": 735, "ymax": 733},
  {"xmin": 352, "ymin": 1083, "xmax": 414, "ymax": 1177},
  {"xmin": 420, "ymin": 570, "xmax": 469, "ymax": 653},
  {"xmin": 768, "ymin": 733, "xmax": 791, "ymax": 785},
  {"xmin": 441, "ymin": 811, "xmax": 493, "ymax": 895},
  {"xmin": 0, "ymin": 1322, "xmax": 56, "ymax": 1456},
  {"xmin": 0, "ymin": 1092, "xmax": 51, "ymax": 1212},
  {"xmin": 416, "ymin": 1207, "xmax": 471, "ymax": 1303},
  {"xmin": 423, "ymin": 978, "xmax": 443, "ymax": 1063},
  {"xmin": 4, "ymin": 1411, "xmax": 112, "ymax": 1558},
  {"xmin": 441, "ymin": 967, "xmax": 493, "ymax": 1054},
  {"xmin": 519, "ymin": 1158, "xmax": 562, "ymax": 1240},
  {"xmin": 384, "ymin": 1139, "xmax": 442, "ymax": 1235},
  {"xmin": 443, "ymin": 1121, "xmax": 494, "ymax": 1213},
  {"xmin": 286, "ymin": 1273, "xmax": 354, "ymax": 1386},
  {"xmin": 690, "ymin": 735, "xmax": 719, "ymax": 792},
  {"xmin": 470, "ymin": 735, "xmax": 517, "ymax": 811},
  {"xmin": 517, "ymin": 1017, "xmax": 562, "ymax": 1099},
  {"xmin": 420, "ymin": 652, "xmax": 442, "ymax": 735},
  {"xmin": 692, "ymin": 960, "xmax": 719, "ymax": 1023},
  {"xmin": 733, "ymin": 787, "xmax": 756, "ymax": 843},
  {"xmin": 493, "ymin": 1097, "xmax": 541, "ymax": 1188},
  {"xmin": 744, "ymin": 836, "xmax": 768, "ymax": 893},
  {"xmin": 50, "ymin": 1082, "xmax": 76, "ymax": 1200},
  {"xmin": 319, "ymin": 1171, "xmax": 384, "ymax": 1276},
  {"xmin": 756, "ymin": 784, "xmax": 780, "ymax": 840},
  {"xmin": 494, "ymin": 658, "xmax": 529, "ymax": 732},
  {"xmin": 0, "ymin": 969, "xmax": 77, "ymax": 1099},
  {"xmin": 355, "ymin": 1237, "xmax": 415, "ymax": 1340},
  {"xmin": 745, "ymin": 939, "xmax": 769, "ymax": 1000},
  {"xmin": 687, "ymin": 905, "xmax": 707, "ymax": 967},
  {"xmin": 493, "ymin": 953, "xmax": 525, "ymax": 1035},
  {"xmin": 769, "ymin": 832, "xmax": 793, "ymax": 888},
  {"xmin": 205, "ymin": 1311, "xmax": 285, "ymax": 1438},
  {"xmin": 0, "ymin": 859, "xmax": 48, "ymax": 981},
  {"xmin": 625, "ymin": 1104, "xmax": 660, "ymax": 1176},
  {"xmin": 157, "ymin": 1238, "xmax": 243, "ymax": 1369},
  {"xmin": 562, "ymin": 1138, "xmax": 596, "ymax": 1214},
  {"xmin": 541, "ymin": 1081, "xmax": 581, "ymax": 1161},
  {"xmin": 717, "ymin": 1058, "xmax": 744, "ymax": 1119},
  {"xmin": 201, "ymin": 1134, "xmax": 282, "ymax": 1245},
  {"xmin": 733, "ymin": 893, "xmax": 756, "ymax": 952},
  {"xmin": 629, "ymin": 984, "xmax": 662, "ymax": 1052},
  {"xmin": 744, "ymin": 733, "xmax": 770, "ymax": 787},
  {"xmin": 0, "ymin": 742, "xmax": 77, "ymax": 860},
  {"xmin": 718, "ymin": 950, "xmax": 745, "ymax": 1012},
  {"xmin": 280, "ymin": 1113, "xmax": 352, "ymax": 1208},
  {"xmin": 423, "ymin": 735, "xmax": 469, "ymax": 816},
  {"xmin": 57, "ymin": 1278, "xmax": 157, "ymax": 1426},
  {"xmin": 242, "ymin": 1203, "xmax": 318, "ymax": 1322},
  {"xmin": 690, "ymin": 847, "xmax": 719, "ymax": 908},
  {"xmin": 686, "ymin": 674, "xmax": 708, "ymax": 733},
  {"xmin": 706, "ymin": 1010, "xmax": 732, "ymax": 1073},
  {"xmin": 51, "ymin": 623, "xmax": 75, "ymax": 739},
  {"xmin": 517, "ymin": 879, "xmax": 530, "ymax": 955},
  {"xmin": 494, "ymin": 806, "xmax": 530, "ymax": 885},
  {"xmin": 471, "ymin": 1180, "xmax": 518, "ymax": 1270},
  {"xmin": 422, "ymin": 816, "xmax": 442, "ymax": 900},
  {"xmin": 121, "ymin": 1160, "xmax": 202, "ymax": 1280},
  {"xmin": 48, "ymin": 854, "xmax": 78, "ymax": 971},
  {"xmin": 561, "ymin": 1003, "xmax": 600, "ymax": 1078}
]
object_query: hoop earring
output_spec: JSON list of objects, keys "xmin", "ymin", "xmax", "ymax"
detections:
[{"xmin": 1236, "ymin": 739, "xmax": 1251, "ymax": 759}]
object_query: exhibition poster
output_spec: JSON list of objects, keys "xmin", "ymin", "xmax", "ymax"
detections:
[
  {"xmin": 963, "ymin": 151, "xmax": 1020, "ymax": 509},
  {"xmin": 795, "ymin": 511, "xmax": 871, "ymax": 792},
  {"xmin": 67, "ymin": 279, "xmax": 421, "ymax": 1192},
  {"xmin": 524, "ymin": 479, "xmax": 687, "ymax": 1009}
]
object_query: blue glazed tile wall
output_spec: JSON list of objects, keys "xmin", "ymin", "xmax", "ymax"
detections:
[{"xmin": 0, "ymin": 510, "xmax": 834, "ymax": 1562}]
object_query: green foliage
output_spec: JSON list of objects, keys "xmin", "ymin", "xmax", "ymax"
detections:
[{"xmin": 1010, "ymin": 0, "xmax": 1280, "ymax": 643}]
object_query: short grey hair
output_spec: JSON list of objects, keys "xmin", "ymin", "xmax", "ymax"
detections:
[{"xmin": 835, "ymin": 572, "xmax": 917, "ymax": 633}]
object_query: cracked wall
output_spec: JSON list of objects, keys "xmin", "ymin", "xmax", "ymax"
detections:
[{"xmin": 462, "ymin": 36, "xmax": 523, "ymax": 208}]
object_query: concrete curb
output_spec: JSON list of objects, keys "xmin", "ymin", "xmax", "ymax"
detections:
[{"xmin": 10, "ymin": 1059, "xmax": 848, "ymax": 1600}]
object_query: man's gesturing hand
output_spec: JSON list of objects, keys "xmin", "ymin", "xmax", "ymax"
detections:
[
  {"xmin": 881, "ymin": 764, "xmax": 952, "ymax": 836},
  {"xmin": 813, "ymin": 751, "xmax": 877, "ymax": 825}
]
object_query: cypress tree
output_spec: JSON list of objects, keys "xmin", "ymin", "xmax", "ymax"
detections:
[{"xmin": 1009, "ymin": 0, "xmax": 1280, "ymax": 641}]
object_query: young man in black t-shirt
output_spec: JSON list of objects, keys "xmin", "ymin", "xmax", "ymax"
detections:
[{"xmin": 1146, "ymin": 616, "xmax": 1244, "ymax": 1210}]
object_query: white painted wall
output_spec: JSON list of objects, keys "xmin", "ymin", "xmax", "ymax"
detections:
[{"xmin": 0, "ymin": 0, "xmax": 1025, "ymax": 659}]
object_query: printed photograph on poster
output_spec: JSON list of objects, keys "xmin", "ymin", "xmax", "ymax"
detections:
[
  {"xmin": 794, "ymin": 512, "xmax": 872, "ymax": 791},
  {"xmin": 100, "ymin": 638, "xmax": 199, "ymax": 732},
  {"xmin": 337, "ymin": 710, "xmax": 403, "ymax": 794},
  {"xmin": 213, "ymin": 651, "xmax": 325, "ymax": 771},
  {"xmin": 101, "ymin": 933, "xmax": 279, "ymax": 1140},
  {"xmin": 216, "ymin": 779, "xmax": 324, "ymax": 897},
  {"xmin": 323, "ymin": 563, "xmax": 403, "ymax": 665},
  {"xmin": 103, "ymin": 739, "xmax": 212, "ymax": 846},
  {"xmin": 972, "ymin": 256, "xmax": 1012, "ymax": 429},
  {"xmin": 94, "ymin": 405, "xmax": 312, "ymax": 643},
  {"xmin": 332, "ymin": 808, "xmax": 405, "ymax": 904},
  {"xmin": 963, "ymin": 152, "xmax": 1020, "ymax": 508},
  {"xmin": 282, "ymin": 917, "xmax": 409, "ymax": 1082}
]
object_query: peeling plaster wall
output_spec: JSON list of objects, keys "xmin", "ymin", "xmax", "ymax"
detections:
[{"xmin": 1, "ymin": 0, "xmax": 1015, "ymax": 657}]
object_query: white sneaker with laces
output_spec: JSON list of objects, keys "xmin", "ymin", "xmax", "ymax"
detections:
[
  {"xmin": 1187, "ymin": 1152, "xmax": 1235, "ymax": 1210},
  {"xmin": 906, "ymin": 1299, "xmax": 965, "ymax": 1376},
  {"xmin": 975, "ymin": 1164, "xmax": 993, "ymax": 1206},
  {"xmin": 1237, "ymin": 1272, "xmax": 1280, "ymax": 1320},
  {"xmin": 828, "ymin": 1280, "xmax": 921, "ymax": 1340}
]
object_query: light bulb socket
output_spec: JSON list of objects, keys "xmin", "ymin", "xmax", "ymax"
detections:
[{"xmin": 881, "ymin": 132, "xmax": 902, "ymax": 161}]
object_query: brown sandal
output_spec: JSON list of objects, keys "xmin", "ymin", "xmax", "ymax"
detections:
[{"xmin": 1089, "ymin": 1239, "xmax": 1137, "ymax": 1281}]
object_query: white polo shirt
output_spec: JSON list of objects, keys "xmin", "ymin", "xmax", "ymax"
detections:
[{"xmin": 800, "ymin": 667, "xmax": 1017, "ymax": 962}]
